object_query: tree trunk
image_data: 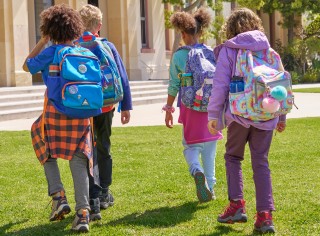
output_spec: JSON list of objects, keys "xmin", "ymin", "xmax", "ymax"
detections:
[{"xmin": 287, "ymin": 14, "xmax": 295, "ymax": 44}]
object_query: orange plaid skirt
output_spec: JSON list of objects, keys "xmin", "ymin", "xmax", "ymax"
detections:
[{"xmin": 31, "ymin": 100, "xmax": 93, "ymax": 165}]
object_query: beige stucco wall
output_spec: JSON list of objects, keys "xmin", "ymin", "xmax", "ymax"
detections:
[
  {"xmin": 139, "ymin": 0, "xmax": 168, "ymax": 80},
  {"xmin": 0, "ymin": 0, "xmax": 32, "ymax": 87},
  {"xmin": 0, "ymin": 0, "xmax": 293, "ymax": 87}
]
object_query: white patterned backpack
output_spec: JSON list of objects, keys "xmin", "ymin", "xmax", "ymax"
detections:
[{"xmin": 229, "ymin": 48, "xmax": 294, "ymax": 121}]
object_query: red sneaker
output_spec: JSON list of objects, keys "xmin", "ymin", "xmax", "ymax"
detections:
[
  {"xmin": 254, "ymin": 211, "xmax": 275, "ymax": 234},
  {"xmin": 217, "ymin": 199, "xmax": 248, "ymax": 224}
]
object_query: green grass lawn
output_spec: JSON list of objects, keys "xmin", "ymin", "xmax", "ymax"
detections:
[
  {"xmin": 293, "ymin": 87, "xmax": 320, "ymax": 93},
  {"xmin": 1, "ymin": 118, "xmax": 320, "ymax": 235}
]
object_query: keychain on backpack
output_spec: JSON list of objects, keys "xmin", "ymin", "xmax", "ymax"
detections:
[
  {"xmin": 193, "ymin": 83, "xmax": 205, "ymax": 111},
  {"xmin": 262, "ymin": 85, "xmax": 287, "ymax": 113}
]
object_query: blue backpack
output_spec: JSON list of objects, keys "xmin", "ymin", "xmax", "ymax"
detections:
[
  {"xmin": 178, "ymin": 44, "xmax": 216, "ymax": 112},
  {"xmin": 76, "ymin": 32, "xmax": 124, "ymax": 108},
  {"xmin": 46, "ymin": 45, "xmax": 103, "ymax": 118}
]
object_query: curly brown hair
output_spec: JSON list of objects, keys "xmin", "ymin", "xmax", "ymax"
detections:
[
  {"xmin": 223, "ymin": 8, "xmax": 264, "ymax": 40},
  {"xmin": 40, "ymin": 4, "xmax": 84, "ymax": 43},
  {"xmin": 170, "ymin": 7, "xmax": 212, "ymax": 35}
]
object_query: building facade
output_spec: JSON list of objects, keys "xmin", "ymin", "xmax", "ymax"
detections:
[{"xmin": 0, "ymin": 0, "xmax": 290, "ymax": 87}]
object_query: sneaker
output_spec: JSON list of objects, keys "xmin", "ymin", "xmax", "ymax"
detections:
[
  {"xmin": 217, "ymin": 199, "xmax": 248, "ymax": 224},
  {"xmin": 89, "ymin": 198, "xmax": 101, "ymax": 221},
  {"xmin": 193, "ymin": 171, "xmax": 212, "ymax": 203},
  {"xmin": 99, "ymin": 189, "xmax": 114, "ymax": 209},
  {"xmin": 72, "ymin": 209, "xmax": 89, "ymax": 233},
  {"xmin": 211, "ymin": 188, "xmax": 217, "ymax": 200},
  {"xmin": 254, "ymin": 211, "xmax": 275, "ymax": 234},
  {"xmin": 49, "ymin": 191, "xmax": 71, "ymax": 221}
]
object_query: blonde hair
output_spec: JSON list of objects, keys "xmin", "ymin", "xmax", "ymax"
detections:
[
  {"xmin": 170, "ymin": 7, "xmax": 212, "ymax": 36},
  {"xmin": 223, "ymin": 8, "xmax": 264, "ymax": 39},
  {"xmin": 78, "ymin": 4, "xmax": 102, "ymax": 32}
]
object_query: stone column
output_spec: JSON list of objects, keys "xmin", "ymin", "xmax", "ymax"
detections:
[
  {"xmin": 104, "ymin": 0, "xmax": 142, "ymax": 81},
  {"xmin": 13, "ymin": 0, "xmax": 33, "ymax": 86}
]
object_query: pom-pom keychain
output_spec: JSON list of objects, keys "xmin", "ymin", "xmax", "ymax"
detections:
[
  {"xmin": 270, "ymin": 85, "xmax": 287, "ymax": 101},
  {"xmin": 262, "ymin": 97, "xmax": 280, "ymax": 113}
]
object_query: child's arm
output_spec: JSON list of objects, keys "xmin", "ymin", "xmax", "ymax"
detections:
[
  {"xmin": 164, "ymin": 95, "xmax": 176, "ymax": 129},
  {"xmin": 208, "ymin": 119, "xmax": 219, "ymax": 135},
  {"xmin": 276, "ymin": 115, "xmax": 286, "ymax": 133},
  {"xmin": 22, "ymin": 37, "xmax": 50, "ymax": 72}
]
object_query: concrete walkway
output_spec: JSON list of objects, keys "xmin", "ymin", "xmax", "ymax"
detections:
[{"xmin": 0, "ymin": 84, "xmax": 319, "ymax": 131}]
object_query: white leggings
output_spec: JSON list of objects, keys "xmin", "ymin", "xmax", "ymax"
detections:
[{"xmin": 182, "ymin": 136, "xmax": 218, "ymax": 191}]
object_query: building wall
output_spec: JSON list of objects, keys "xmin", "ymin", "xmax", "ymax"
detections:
[{"xmin": 0, "ymin": 0, "xmax": 293, "ymax": 87}]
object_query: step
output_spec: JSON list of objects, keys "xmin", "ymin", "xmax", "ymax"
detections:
[
  {"xmin": 0, "ymin": 99, "xmax": 44, "ymax": 110},
  {"xmin": 0, "ymin": 93, "xmax": 45, "ymax": 103},
  {"xmin": 130, "ymin": 84, "xmax": 168, "ymax": 92},
  {"xmin": 0, "ymin": 80, "xmax": 168, "ymax": 95},
  {"xmin": 0, "ymin": 107, "xmax": 43, "ymax": 121},
  {"xmin": 0, "ymin": 98, "xmax": 167, "ymax": 121},
  {"xmin": 0, "ymin": 85, "xmax": 46, "ymax": 96},
  {"xmin": 132, "ymin": 95, "xmax": 167, "ymax": 106},
  {"xmin": 0, "ymin": 80, "xmax": 169, "ymax": 121}
]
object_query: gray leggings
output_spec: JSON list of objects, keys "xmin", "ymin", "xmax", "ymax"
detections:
[{"xmin": 43, "ymin": 152, "xmax": 90, "ymax": 211}]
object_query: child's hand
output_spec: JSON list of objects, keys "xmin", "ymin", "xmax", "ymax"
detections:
[
  {"xmin": 40, "ymin": 36, "xmax": 50, "ymax": 44},
  {"xmin": 276, "ymin": 121, "xmax": 286, "ymax": 133},
  {"xmin": 120, "ymin": 110, "xmax": 130, "ymax": 125},
  {"xmin": 165, "ymin": 112, "xmax": 174, "ymax": 128},
  {"xmin": 207, "ymin": 119, "xmax": 218, "ymax": 135}
]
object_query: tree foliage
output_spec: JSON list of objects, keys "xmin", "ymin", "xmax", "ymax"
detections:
[{"xmin": 162, "ymin": 0, "xmax": 224, "ymax": 54}]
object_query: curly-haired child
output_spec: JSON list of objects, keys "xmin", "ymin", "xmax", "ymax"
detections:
[
  {"xmin": 22, "ymin": 4, "xmax": 93, "ymax": 233},
  {"xmin": 164, "ymin": 7, "xmax": 222, "ymax": 203},
  {"xmin": 207, "ymin": 8, "xmax": 287, "ymax": 234}
]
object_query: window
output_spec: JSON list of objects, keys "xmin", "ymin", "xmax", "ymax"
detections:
[
  {"xmin": 34, "ymin": 0, "xmax": 54, "ymax": 43},
  {"xmin": 88, "ymin": 0, "xmax": 99, "ymax": 7},
  {"xmin": 140, "ymin": 0, "xmax": 148, "ymax": 48}
]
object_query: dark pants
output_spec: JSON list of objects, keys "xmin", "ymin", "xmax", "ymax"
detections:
[
  {"xmin": 89, "ymin": 109, "xmax": 114, "ymax": 199},
  {"xmin": 224, "ymin": 121, "xmax": 275, "ymax": 212}
]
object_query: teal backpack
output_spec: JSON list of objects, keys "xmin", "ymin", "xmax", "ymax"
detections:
[
  {"xmin": 46, "ymin": 45, "xmax": 103, "ymax": 118},
  {"xmin": 76, "ymin": 32, "xmax": 124, "ymax": 108}
]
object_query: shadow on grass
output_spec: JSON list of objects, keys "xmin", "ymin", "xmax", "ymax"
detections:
[
  {"xmin": 200, "ymin": 225, "xmax": 244, "ymax": 236},
  {"xmin": 103, "ymin": 201, "xmax": 206, "ymax": 228},
  {"xmin": 1, "ymin": 217, "xmax": 77, "ymax": 236},
  {"xmin": 200, "ymin": 225, "xmax": 266, "ymax": 236}
]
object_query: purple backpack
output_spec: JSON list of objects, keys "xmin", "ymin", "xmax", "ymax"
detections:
[{"xmin": 178, "ymin": 44, "xmax": 216, "ymax": 112}]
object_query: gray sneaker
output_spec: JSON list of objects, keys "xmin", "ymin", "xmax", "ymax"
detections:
[
  {"xmin": 99, "ymin": 189, "xmax": 114, "ymax": 209},
  {"xmin": 72, "ymin": 209, "xmax": 89, "ymax": 233},
  {"xmin": 49, "ymin": 191, "xmax": 71, "ymax": 221},
  {"xmin": 89, "ymin": 198, "xmax": 101, "ymax": 221},
  {"xmin": 194, "ymin": 171, "xmax": 213, "ymax": 203}
]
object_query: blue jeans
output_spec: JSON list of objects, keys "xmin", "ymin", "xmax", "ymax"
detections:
[{"xmin": 182, "ymin": 134, "xmax": 218, "ymax": 191}]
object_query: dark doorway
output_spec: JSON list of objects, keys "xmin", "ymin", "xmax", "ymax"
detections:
[{"xmin": 88, "ymin": 0, "xmax": 99, "ymax": 7}]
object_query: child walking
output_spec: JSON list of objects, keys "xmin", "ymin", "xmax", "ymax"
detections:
[
  {"xmin": 164, "ymin": 7, "xmax": 222, "ymax": 203},
  {"xmin": 22, "ymin": 4, "xmax": 93, "ymax": 233},
  {"xmin": 77, "ymin": 4, "xmax": 132, "ymax": 221},
  {"xmin": 207, "ymin": 8, "xmax": 287, "ymax": 234}
]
